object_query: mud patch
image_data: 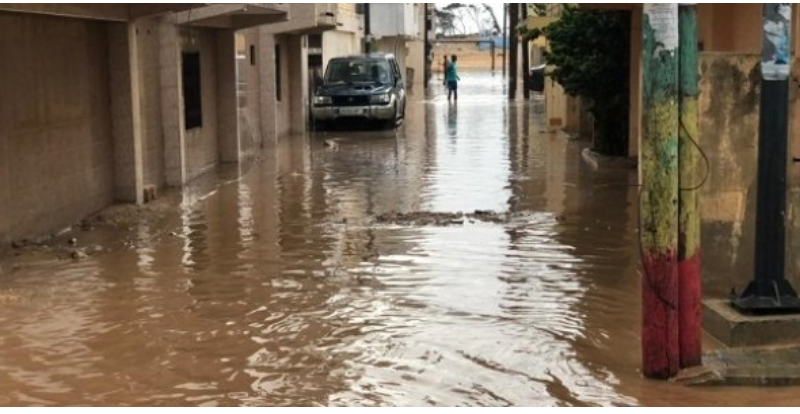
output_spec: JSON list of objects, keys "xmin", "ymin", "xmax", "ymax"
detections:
[{"xmin": 375, "ymin": 210, "xmax": 553, "ymax": 226}]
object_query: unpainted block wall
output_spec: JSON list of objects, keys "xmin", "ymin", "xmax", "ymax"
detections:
[
  {"xmin": 136, "ymin": 19, "xmax": 166, "ymax": 189},
  {"xmin": 0, "ymin": 13, "xmax": 114, "ymax": 243},
  {"xmin": 237, "ymin": 28, "xmax": 264, "ymax": 155}
]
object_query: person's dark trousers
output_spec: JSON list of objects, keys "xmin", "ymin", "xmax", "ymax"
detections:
[{"xmin": 447, "ymin": 80, "xmax": 458, "ymax": 101}]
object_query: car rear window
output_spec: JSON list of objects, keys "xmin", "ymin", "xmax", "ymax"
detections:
[{"xmin": 326, "ymin": 59, "xmax": 393, "ymax": 84}]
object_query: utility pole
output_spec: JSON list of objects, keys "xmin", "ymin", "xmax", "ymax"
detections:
[
  {"xmin": 678, "ymin": 3, "xmax": 702, "ymax": 369},
  {"xmin": 521, "ymin": 4, "xmax": 530, "ymax": 99},
  {"xmin": 364, "ymin": 3, "xmax": 372, "ymax": 53},
  {"xmin": 502, "ymin": 3, "xmax": 507, "ymax": 77},
  {"xmin": 732, "ymin": 4, "xmax": 800, "ymax": 313},
  {"xmin": 491, "ymin": 38, "xmax": 496, "ymax": 72},
  {"xmin": 641, "ymin": 3, "xmax": 680, "ymax": 380},
  {"xmin": 508, "ymin": 3, "xmax": 519, "ymax": 99}
]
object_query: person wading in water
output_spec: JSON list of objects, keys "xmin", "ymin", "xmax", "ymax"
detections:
[{"xmin": 445, "ymin": 55, "xmax": 460, "ymax": 102}]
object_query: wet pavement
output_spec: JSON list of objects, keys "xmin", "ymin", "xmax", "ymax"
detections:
[{"xmin": 1, "ymin": 71, "xmax": 800, "ymax": 406}]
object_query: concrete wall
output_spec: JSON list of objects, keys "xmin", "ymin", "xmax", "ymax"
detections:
[
  {"xmin": 697, "ymin": 4, "xmax": 761, "ymax": 53},
  {"xmin": 0, "ymin": 12, "xmax": 114, "ymax": 243},
  {"xmin": 256, "ymin": 32, "xmax": 308, "ymax": 143},
  {"xmin": 237, "ymin": 29, "xmax": 264, "ymax": 155},
  {"xmin": 260, "ymin": 4, "xmax": 336, "ymax": 35},
  {"xmin": 373, "ymin": 37, "xmax": 425, "ymax": 95},
  {"xmin": 136, "ymin": 18, "xmax": 166, "ymax": 189},
  {"xmin": 370, "ymin": 3, "xmax": 421, "ymax": 39},
  {"xmin": 406, "ymin": 39, "xmax": 425, "ymax": 94},
  {"xmin": 696, "ymin": 53, "xmax": 800, "ymax": 296},
  {"xmin": 274, "ymin": 34, "xmax": 293, "ymax": 138},
  {"xmin": 322, "ymin": 30, "xmax": 361, "ymax": 72}
]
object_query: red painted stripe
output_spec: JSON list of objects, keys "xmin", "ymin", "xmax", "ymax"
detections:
[
  {"xmin": 642, "ymin": 250, "xmax": 680, "ymax": 379},
  {"xmin": 679, "ymin": 252, "xmax": 702, "ymax": 368}
]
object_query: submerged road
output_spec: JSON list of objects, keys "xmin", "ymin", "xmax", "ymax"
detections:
[{"xmin": 0, "ymin": 72, "xmax": 798, "ymax": 406}]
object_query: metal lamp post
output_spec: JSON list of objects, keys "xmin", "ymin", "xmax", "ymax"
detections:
[{"xmin": 732, "ymin": 3, "xmax": 800, "ymax": 313}]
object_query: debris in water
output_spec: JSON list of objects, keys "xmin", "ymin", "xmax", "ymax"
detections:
[
  {"xmin": 70, "ymin": 249, "xmax": 88, "ymax": 261},
  {"xmin": 375, "ymin": 210, "xmax": 513, "ymax": 226},
  {"xmin": 324, "ymin": 139, "xmax": 340, "ymax": 151}
]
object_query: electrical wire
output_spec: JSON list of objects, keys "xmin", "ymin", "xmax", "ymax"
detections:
[{"xmin": 678, "ymin": 117, "xmax": 711, "ymax": 192}]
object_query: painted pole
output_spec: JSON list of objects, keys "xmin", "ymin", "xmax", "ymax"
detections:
[
  {"xmin": 677, "ymin": 3, "xmax": 702, "ymax": 369},
  {"xmin": 732, "ymin": 3, "xmax": 800, "ymax": 313},
  {"xmin": 509, "ymin": 3, "xmax": 519, "ymax": 99},
  {"xmin": 641, "ymin": 3, "xmax": 680, "ymax": 379}
]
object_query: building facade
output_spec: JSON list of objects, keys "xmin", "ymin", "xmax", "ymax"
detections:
[{"xmin": 0, "ymin": 4, "xmax": 374, "ymax": 247}]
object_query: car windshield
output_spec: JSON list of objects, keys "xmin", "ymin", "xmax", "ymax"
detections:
[{"xmin": 325, "ymin": 59, "xmax": 393, "ymax": 84}]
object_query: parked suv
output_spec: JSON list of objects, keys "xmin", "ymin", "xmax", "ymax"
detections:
[{"xmin": 311, "ymin": 53, "xmax": 406, "ymax": 129}]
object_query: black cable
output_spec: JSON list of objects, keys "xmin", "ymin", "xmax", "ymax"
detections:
[{"xmin": 678, "ymin": 117, "xmax": 711, "ymax": 192}]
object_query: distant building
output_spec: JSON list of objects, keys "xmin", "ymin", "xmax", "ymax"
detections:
[{"xmin": 369, "ymin": 4, "xmax": 427, "ymax": 92}]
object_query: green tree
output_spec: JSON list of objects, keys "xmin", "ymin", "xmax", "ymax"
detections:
[{"xmin": 522, "ymin": 6, "xmax": 631, "ymax": 156}]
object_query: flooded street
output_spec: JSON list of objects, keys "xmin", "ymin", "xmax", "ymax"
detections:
[{"xmin": 1, "ymin": 72, "xmax": 800, "ymax": 406}]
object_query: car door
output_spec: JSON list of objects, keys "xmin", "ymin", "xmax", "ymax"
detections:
[{"xmin": 389, "ymin": 58, "xmax": 405, "ymax": 114}]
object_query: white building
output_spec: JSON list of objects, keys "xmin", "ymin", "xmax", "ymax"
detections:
[{"xmin": 369, "ymin": 4, "xmax": 426, "ymax": 93}]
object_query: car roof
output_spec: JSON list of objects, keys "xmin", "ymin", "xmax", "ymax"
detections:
[{"xmin": 329, "ymin": 53, "xmax": 396, "ymax": 61}]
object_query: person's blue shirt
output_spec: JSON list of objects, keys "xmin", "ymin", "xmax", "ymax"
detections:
[{"xmin": 445, "ymin": 61, "xmax": 460, "ymax": 82}]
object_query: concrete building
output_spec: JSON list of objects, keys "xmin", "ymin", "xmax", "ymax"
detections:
[
  {"xmin": 369, "ymin": 4, "xmax": 427, "ymax": 93},
  {"xmin": 246, "ymin": 3, "xmax": 365, "ymax": 143},
  {"xmin": 0, "ymin": 4, "xmax": 289, "ymax": 246}
]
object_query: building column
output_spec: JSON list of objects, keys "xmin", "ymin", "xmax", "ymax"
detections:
[
  {"xmin": 109, "ymin": 22, "xmax": 145, "ymax": 204},
  {"xmin": 287, "ymin": 35, "xmax": 308, "ymax": 134},
  {"xmin": 259, "ymin": 31, "xmax": 279, "ymax": 148},
  {"xmin": 217, "ymin": 28, "xmax": 240, "ymax": 163},
  {"xmin": 160, "ymin": 20, "xmax": 187, "ymax": 187}
]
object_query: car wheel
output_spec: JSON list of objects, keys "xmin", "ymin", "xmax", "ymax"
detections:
[{"xmin": 314, "ymin": 120, "xmax": 327, "ymax": 132}]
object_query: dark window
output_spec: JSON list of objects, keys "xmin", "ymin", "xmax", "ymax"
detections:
[
  {"xmin": 250, "ymin": 45, "xmax": 255, "ymax": 66},
  {"xmin": 182, "ymin": 52, "xmax": 202, "ymax": 130},
  {"xmin": 275, "ymin": 44, "xmax": 282, "ymax": 102},
  {"xmin": 308, "ymin": 34, "xmax": 322, "ymax": 49},
  {"xmin": 308, "ymin": 54, "xmax": 322, "ymax": 68},
  {"xmin": 325, "ymin": 58, "xmax": 392, "ymax": 84}
]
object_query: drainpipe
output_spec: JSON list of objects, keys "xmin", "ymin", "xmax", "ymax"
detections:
[
  {"xmin": 641, "ymin": 3, "xmax": 680, "ymax": 380},
  {"xmin": 677, "ymin": 3, "xmax": 702, "ymax": 370},
  {"xmin": 732, "ymin": 4, "xmax": 800, "ymax": 313}
]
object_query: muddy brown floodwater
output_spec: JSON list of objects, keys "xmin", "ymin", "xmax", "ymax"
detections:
[{"xmin": 1, "ymin": 72, "xmax": 800, "ymax": 406}]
